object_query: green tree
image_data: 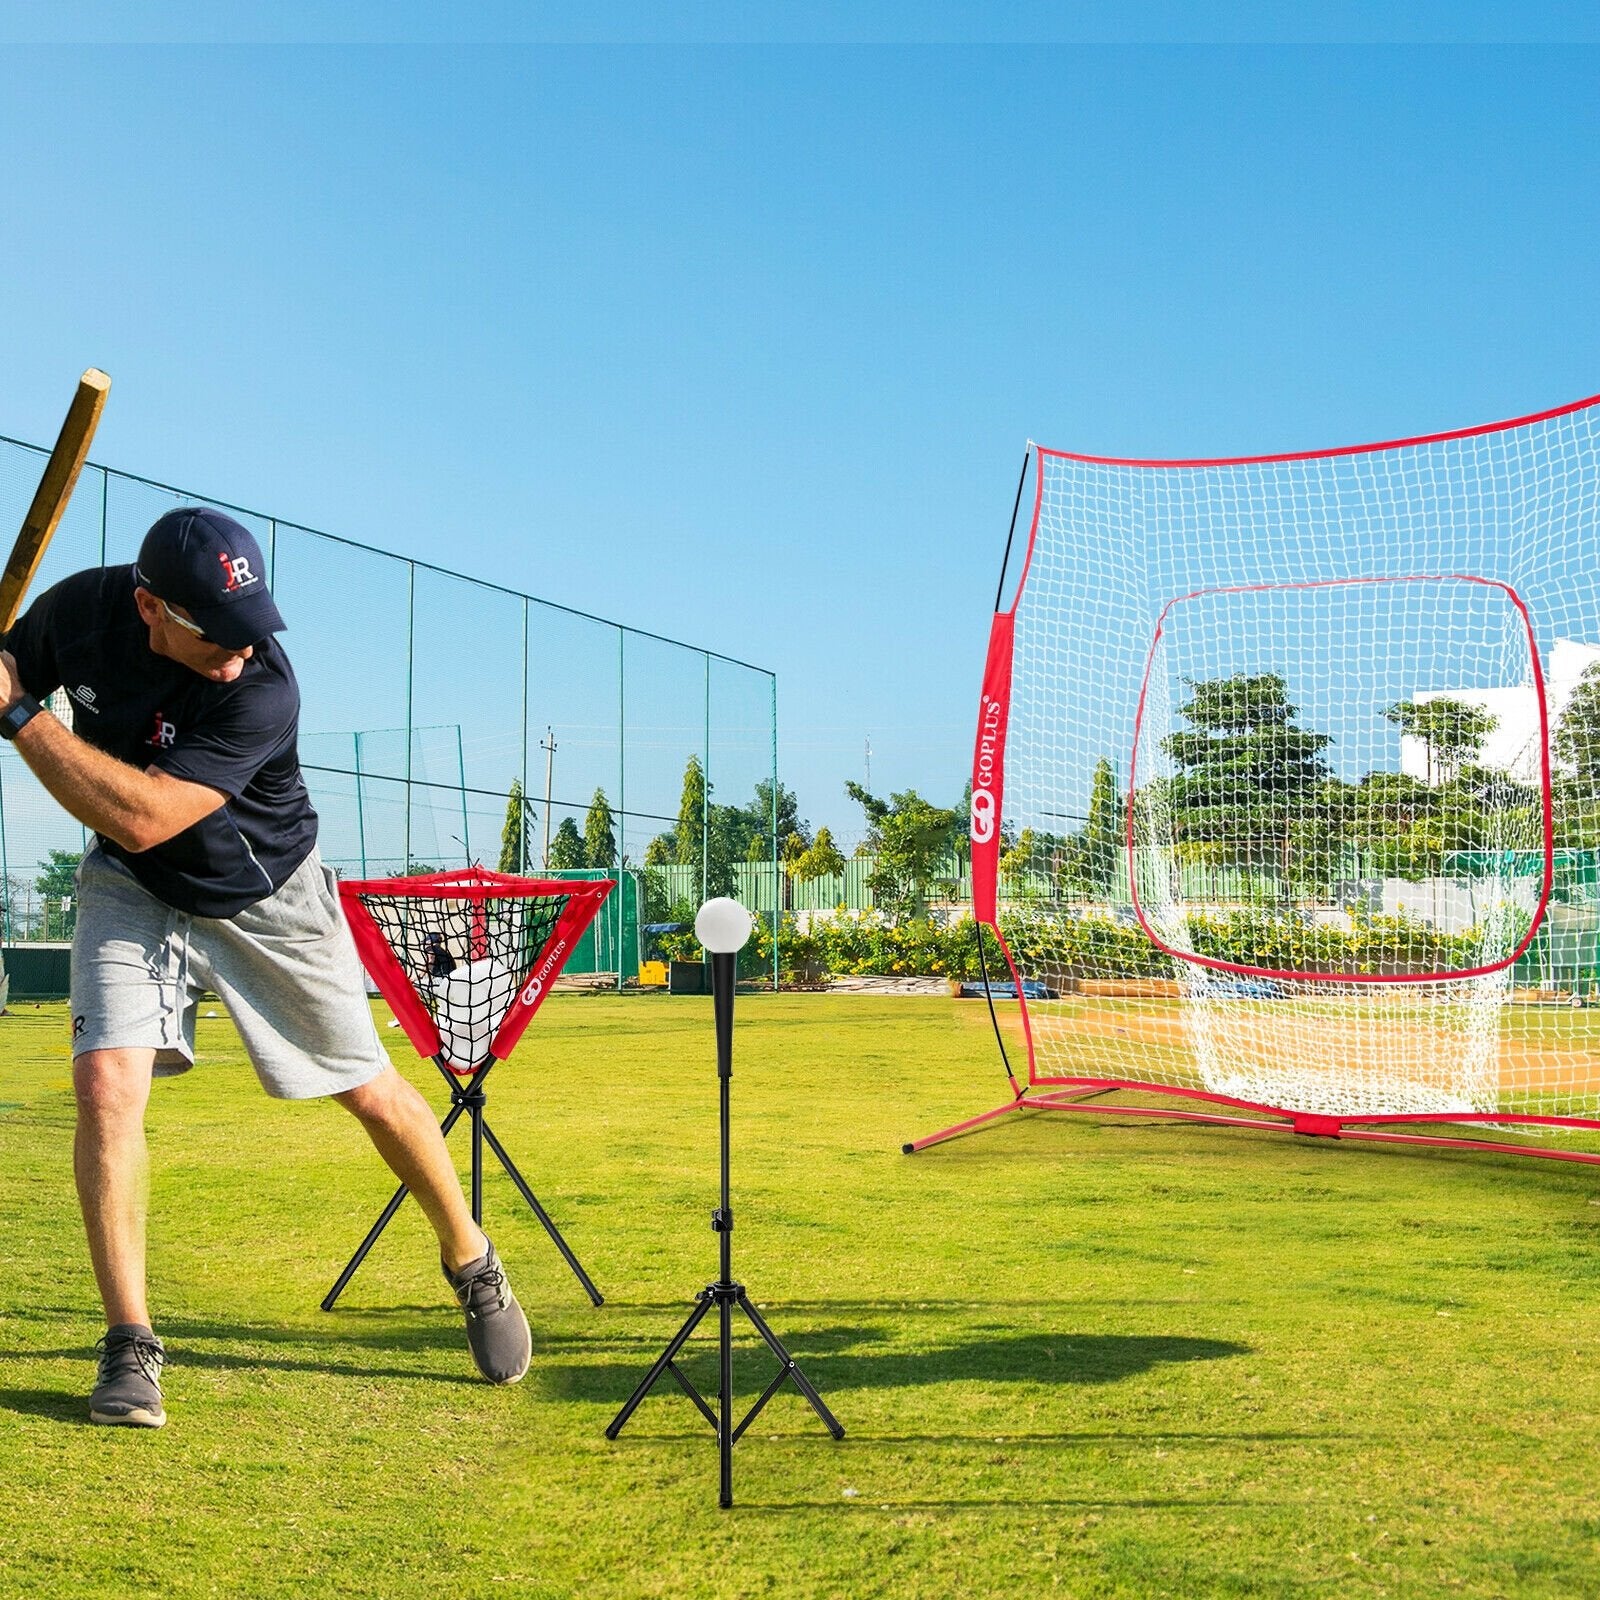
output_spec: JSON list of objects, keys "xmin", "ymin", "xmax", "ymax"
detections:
[
  {"xmin": 845, "ymin": 783, "xmax": 963, "ymax": 918},
  {"xmin": 1084, "ymin": 757, "xmax": 1123, "ymax": 893},
  {"xmin": 35, "ymin": 848, "xmax": 82, "ymax": 901},
  {"xmin": 953, "ymin": 781, "xmax": 973, "ymax": 869},
  {"xmin": 999, "ymin": 827, "xmax": 1039, "ymax": 893},
  {"xmin": 640, "ymin": 865, "xmax": 673, "ymax": 923},
  {"xmin": 792, "ymin": 825, "xmax": 846, "ymax": 884},
  {"xmin": 671, "ymin": 754, "xmax": 735, "ymax": 896},
  {"xmin": 1556, "ymin": 664, "xmax": 1600, "ymax": 783},
  {"xmin": 583, "ymin": 787, "xmax": 617, "ymax": 869},
  {"xmin": 657, "ymin": 780, "xmax": 809, "ymax": 874},
  {"xmin": 1554, "ymin": 699, "xmax": 1600, "ymax": 843},
  {"xmin": 1161, "ymin": 673, "xmax": 1332, "ymax": 874},
  {"xmin": 1048, "ymin": 834, "xmax": 1093, "ymax": 897},
  {"xmin": 675, "ymin": 754, "xmax": 707, "ymax": 873},
  {"xmin": 35, "ymin": 847, "xmax": 83, "ymax": 938},
  {"xmin": 497, "ymin": 778, "xmax": 536, "ymax": 872},
  {"xmin": 1340, "ymin": 770, "xmax": 1427, "ymax": 875},
  {"xmin": 744, "ymin": 779, "xmax": 809, "ymax": 860},
  {"xmin": 0, "ymin": 871, "xmax": 25, "ymax": 941},
  {"xmin": 705, "ymin": 805, "xmax": 739, "ymax": 898},
  {"xmin": 1385, "ymin": 697, "xmax": 1498, "ymax": 785},
  {"xmin": 643, "ymin": 832, "xmax": 674, "ymax": 867},
  {"xmin": 548, "ymin": 817, "xmax": 586, "ymax": 870},
  {"xmin": 1287, "ymin": 776, "xmax": 1356, "ymax": 891}
]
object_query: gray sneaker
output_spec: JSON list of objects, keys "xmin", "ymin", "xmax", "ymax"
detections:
[
  {"xmin": 444, "ymin": 1240, "xmax": 531, "ymax": 1384},
  {"xmin": 89, "ymin": 1323, "xmax": 166, "ymax": 1428}
]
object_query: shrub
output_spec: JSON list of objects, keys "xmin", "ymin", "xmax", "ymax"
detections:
[
  {"xmin": 757, "ymin": 906, "xmax": 1509, "ymax": 984},
  {"xmin": 662, "ymin": 905, "xmax": 1511, "ymax": 987}
]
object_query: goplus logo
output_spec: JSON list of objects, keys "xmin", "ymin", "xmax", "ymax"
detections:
[
  {"xmin": 218, "ymin": 551, "xmax": 259, "ymax": 591},
  {"xmin": 971, "ymin": 693, "xmax": 1003, "ymax": 845},
  {"xmin": 520, "ymin": 937, "xmax": 568, "ymax": 1006}
]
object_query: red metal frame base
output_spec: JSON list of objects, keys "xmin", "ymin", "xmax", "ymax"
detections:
[{"xmin": 903, "ymin": 1081, "xmax": 1600, "ymax": 1165}]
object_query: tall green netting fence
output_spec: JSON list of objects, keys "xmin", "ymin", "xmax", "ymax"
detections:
[{"xmin": 0, "ymin": 437, "xmax": 779, "ymax": 988}]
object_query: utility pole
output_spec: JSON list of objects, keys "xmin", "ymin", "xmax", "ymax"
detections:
[{"xmin": 541, "ymin": 725, "xmax": 558, "ymax": 868}]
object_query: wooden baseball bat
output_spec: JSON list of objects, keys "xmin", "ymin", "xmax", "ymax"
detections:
[{"xmin": 0, "ymin": 368, "xmax": 112, "ymax": 631}]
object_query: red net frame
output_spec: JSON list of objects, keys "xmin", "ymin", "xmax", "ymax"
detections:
[{"xmin": 340, "ymin": 866, "xmax": 613, "ymax": 1073}]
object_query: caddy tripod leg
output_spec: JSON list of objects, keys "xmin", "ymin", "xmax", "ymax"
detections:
[
  {"xmin": 481, "ymin": 1119, "xmax": 604, "ymax": 1306},
  {"xmin": 321, "ymin": 1099, "xmax": 472, "ymax": 1310},
  {"xmin": 606, "ymin": 1291, "xmax": 716, "ymax": 1440},
  {"xmin": 737, "ymin": 1290, "xmax": 845, "ymax": 1439},
  {"xmin": 321, "ymin": 1179, "xmax": 411, "ymax": 1311},
  {"xmin": 470, "ymin": 1099, "xmax": 484, "ymax": 1221}
]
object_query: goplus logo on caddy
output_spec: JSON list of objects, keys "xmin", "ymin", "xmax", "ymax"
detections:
[
  {"xmin": 971, "ymin": 692, "xmax": 1002, "ymax": 845},
  {"xmin": 520, "ymin": 938, "xmax": 568, "ymax": 1007}
]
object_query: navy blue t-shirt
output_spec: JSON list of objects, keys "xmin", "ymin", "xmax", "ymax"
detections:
[{"xmin": 5, "ymin": 565, "xmax": 319, "ymax": 918}]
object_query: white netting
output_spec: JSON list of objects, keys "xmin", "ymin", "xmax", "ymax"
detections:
[
  {"xmin": 355, "ymin": 891, "xmax": 567, "ymax": 1071},
  {"xmin": 995, "ymin": 399, "xmax": 1600, "ymax": 1127}
]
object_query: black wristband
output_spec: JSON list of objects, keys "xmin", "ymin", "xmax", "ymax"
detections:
[{"xmin": 0, "ymin": 694, "xmax": 43, "ymax": 741}]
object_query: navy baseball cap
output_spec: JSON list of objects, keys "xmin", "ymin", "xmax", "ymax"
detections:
[{"xmin": 135, "ymin": 508, "xmax": 285, "ymax": 650}]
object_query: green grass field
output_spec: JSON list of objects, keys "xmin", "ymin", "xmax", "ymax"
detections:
[{"xmin": 3, "ymin": 992, "xmax": 1600, "ymax": 1599}]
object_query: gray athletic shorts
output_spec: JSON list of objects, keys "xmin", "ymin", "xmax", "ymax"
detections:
[{"xmin": 71, "ymin": 843, "xmax": 391, "ymax": 1100}]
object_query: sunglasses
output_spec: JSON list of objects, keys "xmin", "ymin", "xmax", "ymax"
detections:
[{"xmin": 155, "ymin": 597, "xmax": 209, "ymax": 641}]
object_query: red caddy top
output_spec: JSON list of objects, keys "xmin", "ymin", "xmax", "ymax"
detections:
[{"xmin": 339, "ymin": 866, "xmax": 614, "ymax": 1068}]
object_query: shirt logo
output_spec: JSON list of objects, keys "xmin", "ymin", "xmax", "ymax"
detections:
[
  {"xmin": 149, "ymin": 711, "xmax": 176, "ymax": 749},
  {"xmin": 70, "ymin": 685, "xmax": 100, "ymax": 713},
  {"xmin": 219, "ymin": 551, "xmax": 259, "ymax": 591}
]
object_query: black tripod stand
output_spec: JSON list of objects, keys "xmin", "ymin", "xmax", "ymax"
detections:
[
  {"xmin": 606, "ymin": 933, "xmax": 843, "ymax": 1508},
  {"xmin": 321, "ymin": 1050, "xmax": 603, "ymax": 1311}
]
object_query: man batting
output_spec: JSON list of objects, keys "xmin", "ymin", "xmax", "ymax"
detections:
[{"xmin": 0, "ymin": 506, "xmax": 532, "ymax": 1427}]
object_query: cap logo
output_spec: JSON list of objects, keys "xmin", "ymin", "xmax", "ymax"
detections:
[{"xmin": 219, "ymin": 552, "xmax": 259, "ymax": 591}]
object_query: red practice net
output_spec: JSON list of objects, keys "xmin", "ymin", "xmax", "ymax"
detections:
[{"xmin": 338, "ymin": 867, "xmax": 613, "ymax": 1072}]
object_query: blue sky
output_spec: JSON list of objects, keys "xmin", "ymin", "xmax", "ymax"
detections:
[{"xmin": 2, "ymin": 18, "xmax": 1599, "ymax": 843}]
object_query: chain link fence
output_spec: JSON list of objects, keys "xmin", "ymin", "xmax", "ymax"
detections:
[{"xmin": 0, "ymin": 436, "xmax": 779, "ymax": 985}]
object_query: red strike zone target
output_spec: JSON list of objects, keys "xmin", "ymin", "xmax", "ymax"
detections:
[
  {"xmin": 339, "ymin": 866, "xmax": 613, "ymax": 1072},
  {"xmin": 1127, "ymin": 574, "xmax": 1554, "ymax": 984}
]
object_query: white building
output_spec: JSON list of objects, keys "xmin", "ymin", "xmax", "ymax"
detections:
[{"xmin": 1400, "ymin": 637, "xmax": 1600, "ymax": 786}]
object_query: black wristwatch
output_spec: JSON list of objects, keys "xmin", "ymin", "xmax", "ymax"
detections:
[{"xmin": 0, "ymin": 694, "xmax": 43, "ymax": 741}]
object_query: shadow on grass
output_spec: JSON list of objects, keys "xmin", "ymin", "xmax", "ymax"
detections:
[
  {"xmin": 541, "ymin": 1328, "xmax": 1251, "ymax": 1406},
  {"xmin": 2, "ymin": 1325, "xmax": 1249, "ymax": 1422},
  {"xmin": 5, "ymin": 1312, "xmax": 1251, "ymax": 1428},
  {"xmin": 0, "ymin": 1387, "xmax": 91, "ymax": 1423},
  {"xmin": 739, "ymin": 1495, "xmax": 1284, "ymax": 1512},
  {"xmin": 586, "ymin": 1297, "xmax": 1216, "ymax": 1314},
  {"xmin": 1, "ymin": 1308, "xmax": 489, "ymax": 1399}
]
